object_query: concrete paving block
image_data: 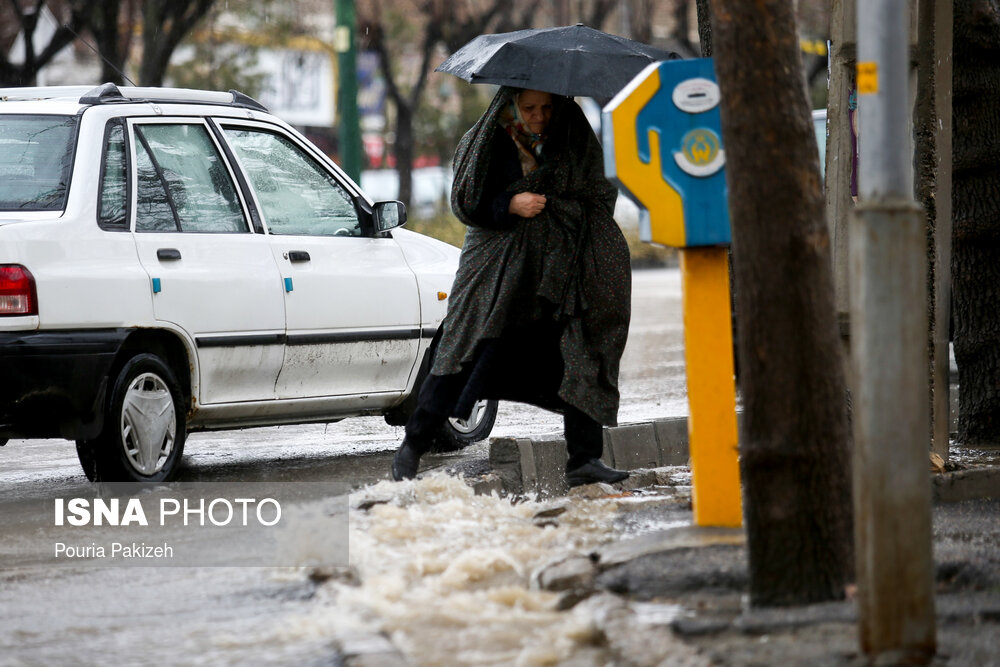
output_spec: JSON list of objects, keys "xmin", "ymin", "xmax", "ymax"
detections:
[
  {"xmin": 933, "ymin": 466, "xmax": 1000, "ymax": 502},
  {"xmin": 567, "ymin": 482, "xmax": 618, "ymax": 498},
  {"xmin": 653, "ymin": 417, "xmax": 690, "ymax": 465},
  {"xmin": 517, "ymin": 438, "xmax": 538, "ymax": 493},
  {"xmin": 601, "ymin": 428, "xmax": 615, "ymax": 468},
  {"xmin": 488, "ymin": 437, "xmax": 524, "ymax": 495},
  {"xmin": 620, "ymin": 469, "xmax": 659, "ymax": 491},
  {"xmin": 596, "ymin": 525, "xmax": 745, "ymax": 568},
  {"xmin": 531, "ymin": 436, "xmax": 570, "ymax": 497},
  {"xmin": 607, "ymin": 423, "xmax": 660, "ymax": 470}
]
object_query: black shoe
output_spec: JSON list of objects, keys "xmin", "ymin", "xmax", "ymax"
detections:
[
  {"xmin": 566, "ymin": 459, "xmax": 630, "ymax": 488},
  {"xmin": 391, "ymin": 439, "xmax": 422, "ymax": 481}
]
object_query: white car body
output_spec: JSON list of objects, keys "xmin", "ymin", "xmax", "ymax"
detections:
[{"xmin": 0, "ymin": 85, "xmax": 466, "ymax": 480}]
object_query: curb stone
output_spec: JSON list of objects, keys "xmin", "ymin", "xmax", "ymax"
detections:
[
  {"xmin": 490, "ymin": 416, "xmax": 691, "ymax": 497},
  {"xmin": 933, "ymin": 466, "xmax": 1000, "ymax": 502},
  {"xmin": 489, "ymin": 416, "xmax": 1000, "ymax": 502}
]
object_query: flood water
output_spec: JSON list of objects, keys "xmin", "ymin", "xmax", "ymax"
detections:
[
  {"xmin": 334, "ymin": 474, "xmax": 698, "ymax": 666},
  {"xmin": 1, "ymin": 269, "xmax": 699, "ymax": 666}
]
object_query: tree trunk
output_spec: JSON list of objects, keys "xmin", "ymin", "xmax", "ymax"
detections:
[
  {"xmin": 669, "ymin": 0, "xmax": 692, "ymax": 53},
  {"xmin": 94, "ymin": 0, "xmax": 126, "ymax": 85},
  {"xmin": 709, "ymin": 0, "xmax": 854, "ymax": 606},
  {"xmin": 395, "ymin": 104, "xmax": 414, "ymax": 209},
  {"xmin": 695, "ymin": 0, "xmax": 712, "ymax": 56},
  {"xmin": 913, "ymin": 0, "xmax": 953, "ymax": 456},
  {"xmin": 631, "ymin": 0, "xmax": 655, "ymax": 43},
  {"xmin": 953, "ymin": 0, "xmax": 1000, "ymax": 445},
  {"xmin": 139, "ymin": 0, "xmax": 215, "ymax": 86}
]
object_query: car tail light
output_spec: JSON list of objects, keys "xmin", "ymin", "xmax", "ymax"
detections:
[{"xmin": 0, "ymin": 265, "xmax": 38, "ymax": 316}]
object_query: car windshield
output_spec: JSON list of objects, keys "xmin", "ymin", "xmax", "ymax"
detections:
[{"xmin": 0, "ymin": 114, "xmax": 78, "ymax": 211}]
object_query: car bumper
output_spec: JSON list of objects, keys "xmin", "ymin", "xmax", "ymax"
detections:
[{"xmin": 0, "ymin": 329, "xmax": 128, "ymax": 440}]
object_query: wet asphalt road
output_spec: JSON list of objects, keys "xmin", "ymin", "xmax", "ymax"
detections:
[{"xmin": 0, "ymin": 268, "xmax": 687, "ymax": 497}]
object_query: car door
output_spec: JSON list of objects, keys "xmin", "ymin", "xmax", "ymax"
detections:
[
  {"xmin": 218, "ymin": 121, "xmax": 421, "ymax": 399},
  {"xmin": 128, "ymin": 119, "xmax": 286, "ymax": 405}
]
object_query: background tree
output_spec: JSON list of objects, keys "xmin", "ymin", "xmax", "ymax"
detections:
[
  {"xmin": 0, "ymin": 0, "xmax": 93, "ymax": 86},
  {"xmin": 667, "ymin": 0, "xmax": 694, "ymax": 54},
  {"xmin": 952, "ymin": 0, "xmax": 1000, "ymax": 445},
  {"xmin": 360, "ymin": 2, "xmax": 442, "ymax": 210},
  {"xmin": 581, "ymin": 0, "xmax": 618, "ymax": 29},
  {"xmin": 165, "ymin": 0, "xmax": 285, "ymax": 97},
  {"xmin": 138, "ymin": 0, "xmax": 215, "ymax": 86},
  {"xmin": 709, "ymin": 0, "xmax": 854, "ymax": 606},
  {"xmin": 361, "ymin": 0, "xmax": 545, "ymax": 210},
  {"xmin": 89, "ymin": 0, "xmax": 138, "ymax": 85}
]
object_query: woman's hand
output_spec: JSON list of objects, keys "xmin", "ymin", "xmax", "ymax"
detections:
[{"xmin": 509, "ymin": 192, "xmax": 547, "ymax": 218}]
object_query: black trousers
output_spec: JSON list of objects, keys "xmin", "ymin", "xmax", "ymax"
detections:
[
  {"xmin": 404, "ymin": 400, "xmax": 603, "ymax": 472},
  {"xmin": 407, "ymin": 318, "xmax": 606, "ymax": 471}
]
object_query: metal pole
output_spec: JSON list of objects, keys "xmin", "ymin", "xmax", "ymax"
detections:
[
  {"xmin": 857, "ymin": 1, "xmax": 911, "ymax": 198},
  {"xmin": 851, "ymin": 0, "xmax": 936, "ymax": 660},
  {"xmin": 335, "ymin": 0, "xmax": 363, "ymax": 183}
]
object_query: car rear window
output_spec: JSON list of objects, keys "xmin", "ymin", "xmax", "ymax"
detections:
[{"xmin": 0, "ymin": 114, "xmax": 78, "ymax": 211}]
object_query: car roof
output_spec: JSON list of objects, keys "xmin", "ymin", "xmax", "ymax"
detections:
[{"xmin": 0, "ymin": 84, "xmax": 267, "ymax": 114}]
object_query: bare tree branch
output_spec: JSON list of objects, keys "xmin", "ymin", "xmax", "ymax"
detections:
[{"xmin": 0, "ymin": 0, "xmax": 95, "ymax": 86}]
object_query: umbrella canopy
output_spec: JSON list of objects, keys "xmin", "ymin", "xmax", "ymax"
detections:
[{"xmin": 436, "ymin": 24, "xmax": 680, "ymax": 101}]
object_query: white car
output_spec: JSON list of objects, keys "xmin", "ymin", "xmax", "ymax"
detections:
[{"xmin": 0, "ymin": 84, "xmax": 496, "ymax": 482}]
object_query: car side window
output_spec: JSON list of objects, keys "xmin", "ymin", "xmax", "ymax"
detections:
[
  {"xmin": 98, "ymin": 120, "xmax": 127, "ymax": 229},
  {"xmin": 134, "ymin": 123, "xmax": 247, "ymax": 233},
  {"xmin": 222, "ymin": 127, "xmax": 361, "ymax": 237}
]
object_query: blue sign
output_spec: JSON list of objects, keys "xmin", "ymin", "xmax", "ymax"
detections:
[{"xmin": 603, "ymin": 58, "xmax": 731, "ymax": 248}]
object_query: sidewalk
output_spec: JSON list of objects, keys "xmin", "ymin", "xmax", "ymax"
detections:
[
  {"xmin": 574, "ymin": 493, "xmax": 1000, "ymax": 666},
  {"xmin": 336, "ymin": 423, "xmax": 998, "ymax": 667},
  {"xmin": 473, "ymin": 418, "xmax": 1000, "ymax": 666}
]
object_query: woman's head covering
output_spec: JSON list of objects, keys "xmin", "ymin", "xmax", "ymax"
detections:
[
  {"xmin": 499, "ymin": 91, "xmax": 547, "ymax": 174},
  {"xmin": 451, "ymin": 87, "xmax": 576, "ymax": 226}
]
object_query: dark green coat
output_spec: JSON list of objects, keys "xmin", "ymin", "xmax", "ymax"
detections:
[{"xmin": 432, "ymin": 88, "xmax": 631, "ymax": 426}]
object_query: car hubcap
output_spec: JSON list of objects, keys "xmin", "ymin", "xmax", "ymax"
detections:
[
  {"xmin": 449, "ymin": 400, "xmax": 489, "ymax": 435},
  {"xmin": 120, "ymin": 372, "xmax": 175, "ymax": 476}
]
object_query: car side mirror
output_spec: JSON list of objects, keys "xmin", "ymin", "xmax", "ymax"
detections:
[{"xmin": 373, "ymin": 200, "xmax": 407, "ymax": 233}]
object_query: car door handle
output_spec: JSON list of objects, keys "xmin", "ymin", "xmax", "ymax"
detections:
[
  {"xmin": 157, "ymin": 248, "xmax": 182, "ymax": 261},
  {"xmin": 287, "ymin": 251, "xmax": 311, "ymax": 262}
]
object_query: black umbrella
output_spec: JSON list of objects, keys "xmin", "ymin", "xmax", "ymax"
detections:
[{"xmin": 436, "ymin": 24, "xmax": 680, "ymax": 101}]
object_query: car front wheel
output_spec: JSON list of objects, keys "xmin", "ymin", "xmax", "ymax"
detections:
[
  {"xmin": 428, "ymin": 399, "xmax": 499, "ymax": 452},
  {"xmin": 76, "ymin": 353, "xmax": 186, "ymax": 482}
]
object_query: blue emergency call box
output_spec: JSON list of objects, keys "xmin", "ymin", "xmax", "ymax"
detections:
[{"xmin": 603, "ymin": 58, "xmax": 731, "ymax": 248}]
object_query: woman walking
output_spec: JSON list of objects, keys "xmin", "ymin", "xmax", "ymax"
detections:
[{"xmin": 392, "ymin": 87, "xmax": 632, "ymax": 488}]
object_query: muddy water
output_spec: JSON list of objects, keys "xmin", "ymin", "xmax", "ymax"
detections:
[
  {"xmin": 327, "ymin": 474, "xmax": 701, "ymax": 666},
  {"xmin": 340, "ymin": 475, "xmax": 622, "ymax": 665}
]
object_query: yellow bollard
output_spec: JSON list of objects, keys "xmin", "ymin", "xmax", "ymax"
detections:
[
  {"xmin": 604, "ymin": 59, "xmax": 742, "ymax": 528},
  {"xmin": 680, "ymin": 247, "xmax": 742, "ymax": 527}
]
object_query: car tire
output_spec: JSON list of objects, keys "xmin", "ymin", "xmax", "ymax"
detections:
[
  {"xmin": 75, "ymin": 353, "xmax": 186, "ymax": 482},
  {"xmin": 428, "ymin": 399, "xmax": 498, "ymax": 453}
]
